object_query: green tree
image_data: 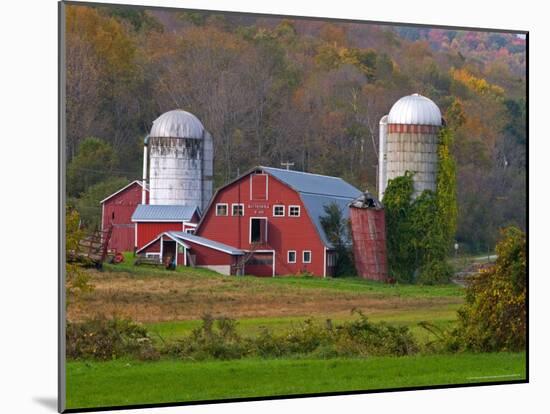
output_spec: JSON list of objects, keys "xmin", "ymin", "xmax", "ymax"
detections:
[
  {"xmin": 436, "ymin": 127, "xmax": 458, "ymax": 253},
  {"xmin": 320, "ymin": 203, "xmax": 356, "ymax": 276},
  {"xmin": 66, "ymin": 208, "xmax": 94, "ymax": 302},
  {"xmin": 75, "ymin": 177, "xmax": 130, "ymax": 230},
  {"xmin": 67, "ymin": 137, "xmax": 119, "ymax": 197},
  {"xmin": 451, "ymin": 226, "xmax": 526, "ymax": 352}
]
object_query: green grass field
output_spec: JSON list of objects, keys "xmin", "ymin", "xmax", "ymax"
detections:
[
  {"xmin": 67, "ymin": 352, "xmax": 526, "ymax": 409},
  {"xmin": 106, "ymin": 253, "xmax": 465, "ymax": 298},
  {"xmin": 66, "ymin": 258, "xmax": 526, "ymax": 410}
]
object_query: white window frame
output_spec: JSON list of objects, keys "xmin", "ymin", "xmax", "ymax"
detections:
[
  {"xmin": 273, "ymin": 204, "xmax": 285, "ymax": 217},
  {"xmin": 303, "ymin": 250, "xmax": 312, "ymax": 263},
  {"xmin": 287, "ymin": 250, "xmax": 296, "ymax": 264},
  {"xmin": 185, "ymin": 228, "xmax": 195, "ymax": 234},
  {"xmin": 289, "ymin": 205, "xmax": 301, "ymax": 217},
  {"xmin": 216, "ymin": 203, "xmax": 228, "ymax": 216},
  {"xmin": 145, "ymin": 252, "xmax": 161, "ymax": 259},
  {"xmin": 232, "ymin": 203, "xmax": 244, "ymax": 216}
]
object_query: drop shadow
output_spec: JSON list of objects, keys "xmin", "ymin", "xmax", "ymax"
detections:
[{"xmin": 33, "ymin": 396, "xmax": 58, "ymax": 412}]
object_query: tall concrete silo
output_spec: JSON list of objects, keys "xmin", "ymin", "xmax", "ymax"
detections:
[
  {"xmin": 378, "ymin": 94, "xmax": 442, "ymax": 200},
  {"xmin": 145, "ymin": 109, "xmax": 213, "ymax": 211}
]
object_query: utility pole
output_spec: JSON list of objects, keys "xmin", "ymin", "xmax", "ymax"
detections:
[{"xmin": 281, "ymin": 161, "xmax": 294, "ymax": 171}]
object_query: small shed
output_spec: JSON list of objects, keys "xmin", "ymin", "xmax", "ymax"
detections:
[{"xmin": 136, "ymin": 231, "xmax": 244, "ymax": 275}]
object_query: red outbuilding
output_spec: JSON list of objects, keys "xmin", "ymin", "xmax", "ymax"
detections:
[
  {"xmin": 131, "ymin": 204, "xmax": 200, "ymax": 250},
  {"xmin": 101, "ymin": 181, "xmax": 149, "ymax": 253}
]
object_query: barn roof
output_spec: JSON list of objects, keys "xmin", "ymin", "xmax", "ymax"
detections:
[
  {"xmin": 260, "ymin": 167, "xmax": 362, "ymax": 198},
  {"xmin": 260, "ymin": 167, "xmax": 362, "ymax": 248},
  {"xmin": 100, "ymin": 180, "xmax": 148, "ymax": 204},
  {"xmin": 131, "ymin": 204, "xmax": 199, "ymax": 222},
  {"xmin": 168, "ymin": 231, "xmax": 244, "ymax": 255}
]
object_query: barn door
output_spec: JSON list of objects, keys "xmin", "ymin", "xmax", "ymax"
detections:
[
  {"xmin": 250, "ymin": 173, "xmax": 268, "ymax": 200},
  {"xmin": 250, "ymin": 218, "xmax": 267, "ymax": 244}
]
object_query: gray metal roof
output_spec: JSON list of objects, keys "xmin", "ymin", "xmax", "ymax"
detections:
[
  {"xmin": 261, "ymin": 166, "xmax": 362, "ymax": 198},
  {"xmin": 260, "ymin": 167, "xmax": 362, "ymax": 248},
  {"xmin": 168, "ymin": 231, "xmax": 244, "ymax": 255},
  {"xmin": 132, "ymin": 204, "xmax": 198, "ymax": 221},
  {"xmin": 387, "ymin": 93, "xmax": 442, "ymax": 126},
  {"xmin": 150, "ymin": 109, "xmax": 205, "ymax": 139},
  {"xmin": 299, "ymin": 193, "xmax": 356, "ymax": 248}
]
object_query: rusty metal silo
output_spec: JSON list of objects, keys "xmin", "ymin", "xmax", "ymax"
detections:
[{"xmin": 349, "ymin": 192, "xmax": 388, "ymax": 281}]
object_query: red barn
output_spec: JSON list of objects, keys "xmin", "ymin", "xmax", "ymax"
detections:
[
  {"xmin": 131, "ymin": 205, "xmax": 200, "ymax": 250},
  {"xmin": 138, "ymin": 166, "xmax": 362, "ymax": 277},
  {"xmin": 101, "ymin": 181, "xmax": 149, "ymax": 252}
]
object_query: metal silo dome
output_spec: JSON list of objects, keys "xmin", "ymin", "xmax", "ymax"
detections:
[
  {"xmin": 150, "ymin": 109, "xmax": 205, "ymax": 139},
  {"xmin": 387, "ymin": 93, "xmax": 442, "ymax": 126}
]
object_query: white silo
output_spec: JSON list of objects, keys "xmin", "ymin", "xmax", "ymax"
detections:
[
  {"xmin": 378, "ymin": 94, "xmax": 442, "ymax": 200},
  {"xmin": 145, "ymin": 109, "xmax": 213, "ymax": 211}
]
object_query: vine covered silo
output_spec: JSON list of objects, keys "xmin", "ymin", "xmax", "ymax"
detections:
[
  {"xmin": 378, "ymin": 94, "xmax": 442, "ymax": 200},
  {"xmin": 146, "ymin": 109, "xmax": 213, "ymax": 211}
]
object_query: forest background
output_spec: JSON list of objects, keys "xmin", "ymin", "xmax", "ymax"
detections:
[{"xmin": 65, "ymin": 4, "xmax": 526, "ymax": 253}]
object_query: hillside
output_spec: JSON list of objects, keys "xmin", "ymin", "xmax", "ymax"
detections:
[{"xmin": 65, "ymin": 4, "xmax": 526, "ymax": 252}]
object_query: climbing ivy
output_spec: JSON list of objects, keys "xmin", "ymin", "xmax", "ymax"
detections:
[
  {"xmin": 384, "ymin": 127, "xmax": 457, "ymax": 284},
  {"xmin": 383, "ymin": 172, "xmax": 415, "ymax": 282},
  {"xmin": 436, "ymin": 127, "xmax": 458, "ymax": 252}
]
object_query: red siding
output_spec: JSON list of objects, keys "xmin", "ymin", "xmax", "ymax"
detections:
[
  {"xmin": 185, "ymin": 240, "xmax": 237, "ymax": 266},
  {"xmin": 141, "ymin": 239, "xmax": 161, "ymax": 254},
  {"xmin": 136, "ymin": 222, "xmax": 183, "ymax": 250},
  {"xmin": 198, "ymin": 173, "xmax": 327, "ymax": 277},
  {"xmin": 102, "ymin": 182, "xmax": 148, "ymax": 252}
]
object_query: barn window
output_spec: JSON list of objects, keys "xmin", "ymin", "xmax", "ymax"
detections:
[
  {"xmin": 185, "ymin": 229, "xmax": 195, "ymax": 235},
  {"xmin": 232, "ymin": 203, "xmax": 244, "ymax": 216},
  {"xmin": 216, "ymin": 203, "xmax": 228, "ymax": 216},
  {"xmin": 273, "ymin": 205, "xmax": 285, "ymax": 217},
  {"xmin": 303, "ymin": 250, "xmax": 312, "ymax": 263},
  {"xmin": 287, "ymin": 250, "xmax": 296, "ymax": 263},
  {"xmin": 289, "ymin": 205, "xmax": 301, "ymax": 217}
]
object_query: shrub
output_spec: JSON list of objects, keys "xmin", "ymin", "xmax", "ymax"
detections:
[
  {"xmin": 450, "ymin": 226, "xmax": 526, "ymax": 352},
  {"xmin": 164, "ymin": 312, "xmax": 418, "ymax": 360},
  {"xmin": 164, "ymin": 314, "xmax": 249, "ymax": 360},
  {"xmin": 66, "ymin": 316, "xmax": 158, "ymax": 361},
  {"xmin": 417, "ymin": 260, "xmax": 454, "ymax": 285},
  {"xmin": 332, "ymin": 310, "xmax": 418, "ymax": 356}
]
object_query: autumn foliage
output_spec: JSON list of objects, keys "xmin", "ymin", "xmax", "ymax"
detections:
[
  {"xmin": 451, "ymin": 227, "xmax": 527, "ymax": 352},
  {"xmin": 64, "ymin": 5, "xmax": 526, "ymax": 253}
]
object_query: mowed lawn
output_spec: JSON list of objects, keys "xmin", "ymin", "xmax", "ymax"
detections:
[{"xmin": 66, "ymin": 352, "xmax": 526, "ymax": 409}]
